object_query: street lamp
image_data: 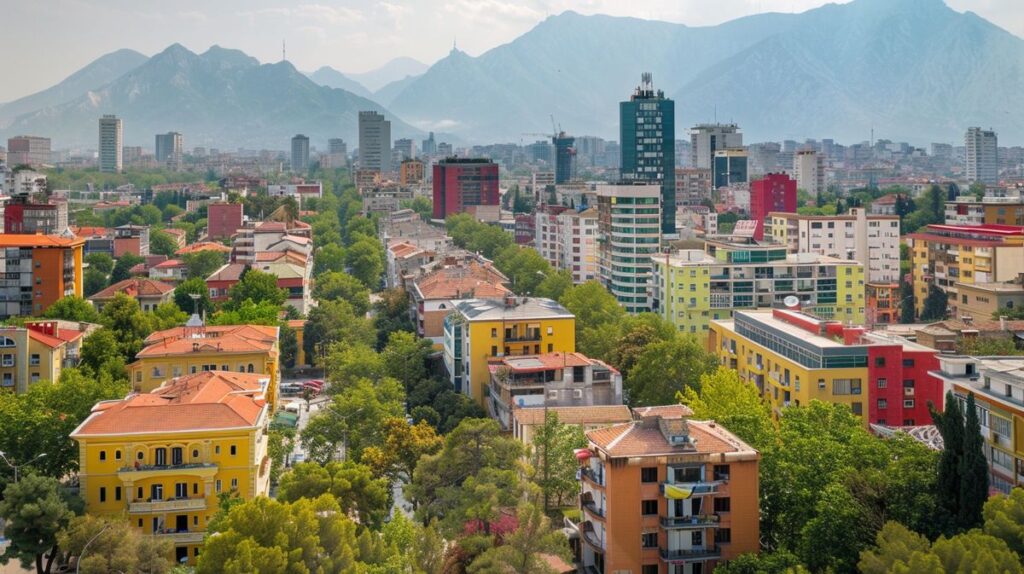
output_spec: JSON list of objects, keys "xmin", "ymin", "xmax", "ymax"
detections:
[
  {"xmin": 0, "ymin": 451, "xmax": 47, "ymax": 483},
  {"xmin": 76, "ymin": 523, "xmax": 110, "ymax": 574}
]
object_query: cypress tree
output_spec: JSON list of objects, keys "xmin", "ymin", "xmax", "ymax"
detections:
[
  {"xmin": 959, "ymin": 392, "xmax": 989, "ymax": 528},
  {"xmin": 931, "ymin": 390, "xmax": 964, "ymax": 534}
]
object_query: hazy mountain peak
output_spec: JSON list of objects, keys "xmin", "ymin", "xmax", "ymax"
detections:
[{"xmin": 201, "ymin": 45, "xmax": 260, "ymax": 68}]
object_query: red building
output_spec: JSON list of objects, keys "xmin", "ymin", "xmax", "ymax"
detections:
[
  {"xmin": 864, "ymin": 333, "xmax": 942, "ymax": 427},
  {"xmin": 749, "ymin": 173, "xmax": 797, "ymax": 240},
  {"xmin": 432, "ymin": 158, "xmax": 500, "ymax": 219},
  {"xmin": 514, "ymin": 214, "xmax": 534, "ymax": 245},
  {"xmin": 207, "ymin": 202, "xmax": 244, "ymax": 241}
]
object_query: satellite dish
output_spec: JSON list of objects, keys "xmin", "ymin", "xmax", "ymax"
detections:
[{"xmin": 783, "ymin": 296, "xmax": 800, "ymax": 309}]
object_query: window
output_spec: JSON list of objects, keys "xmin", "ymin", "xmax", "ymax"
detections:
[
  {"xmin": 193, "ymin": 483, "xmax": 199, "ymax": 495},
  {"xmin": 150, "ymin": 484, "xmax": 163, "ymax": 501},
  {"xmin": 99, "ymin": 450, "xmax": 107, "ymax": 461},
  {"xmin": 491, "ymin": 346, "xmax": 497, "ymax": 356},
  {"xmin": 29, "ymin": 354, "xmax": 39, "ymax": 366},
  {"xmin": 902, "ymin": 358, "xmax": 915, "ymax": 367},
  {"xmin": 641, "ymin": 532, "xmax": 657, "ymax": 548},
  {"xmin": 175, "ymin": 482, "xmax": 187, "ymax": 498},
  {"xmin": 154, "ymin": 448, "xmax": 167, "ymax": 466},
  {"xmin": 715, "ymin": 528, "xmax": 732, "ymax": 543},
  {"xmin": 115, "ymin": 487, "xmax": 121, "ymax": 501},
  {"xmin": 491, "ymin": 328, "xmax": 497, "ymax": 337},
  {"xmin": 691, "ymin": 531, "xmax": 703, "ymax": 546},
  {"xmin": 713, "ymin": 464, "xmax": 730, "ymax": 481},
  {"xmin": 230, "ymin": 445, "xmax": 237, "ymax": 456},
  {"xmin": 99, "ymin": 487, "xmax": 106, "ymax": 503},
  {"xmin": 852, "ymin": 402, "xmax": 863, "ymax": 415},
  {"xmin": 171, "ymin": 447, "xmax": 183, "ymax": 466},
  {"xmin": 230, "ymin": 478, "xmax": 238, "ymax": 490},
  {"xmin": 215, "ymin": 446, "xmax": 220, "ymax": 455},
  {"xmin": 714, "ymin": 497, "xmax": 731, "ymax": 512},
  {"xmin": 903, "ymin": 399, "xmax": 915, "ymax": 408},
  {"xmin": 875, "ymin": 357, "xmax": 885, "ymax": 367},
  {"xmin": 192, "ymin": 449, "xmax": 199, "ymax": 459},
  {"xmin": 641, "ymin": 467, "xmax": 658, "ymax": 483},
  {"xmin": 114, "ymin": 450, "xmax": 121, "ymax": 460},
  {"xmin": 878, "ymin": 399, "xmax": 888, "ymax": 410},
  {"xmin": 642, "ymin": 566, "xmax": 659, "ymax": 574},
  {"xmin": 877, "ymin": 378, "xmax": 887, "ymax": 388},
  {"xmin": 215, "ymin": 480, "xmax": 222, "ymax": 493},
  {"xmin": 1, "ymin": 355, "xmax": 13, "ymax": 367},
  {"xmin": 641, "ymin": 499, "xmax": 658, "ymax": 515}
]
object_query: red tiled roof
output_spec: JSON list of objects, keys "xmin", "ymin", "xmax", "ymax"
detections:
[
  {"xmin": 0, "ymin": 234, "xmax": 84, "ymax": 248},
  {"xmin": 72, "ymin": 371, "xmax": 268, "ymax": 436},
  {"xmin": 206, "ymin": 263, "xmax": 247, "ymax": 282},
  {"xmin": 152, "ymin": 259, "xmax": 185, "ymax": 269},
  {"xmin": 137, "ymin": 324, "xmax": 279, "ymax": 358},
  {"xmin": 72, "ymin": 226, "xmax": 110, "ymax": 237},
  {"xmin": 90, "ymin": 278, "xmax": 176, "ymax": 300},
  {"xmin": 176, "ymin": 242, "xmax": 232, "ymax": 255},
  {"xmin": 587, "ymin": 417, "xmax": 755, "ymax": 458},
  {"xmin": 414, "ymin": 262, "xmax": 510, "ymax": 300},
  {"xmin": 512, "ymin": 405, "xmax": 633, "ymax": 426},
  {"xmin": 632, "ymin": 405, "xmax": 694, "ymax": 419},
  {"xmin": 27, "ymin": 329, "xmax": 64, "ymax": 349}
]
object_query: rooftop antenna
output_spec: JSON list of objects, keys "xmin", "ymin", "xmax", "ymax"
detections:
[{"xmin": 282, "ymin": 39, "xmax": 286, "ymax": 62}]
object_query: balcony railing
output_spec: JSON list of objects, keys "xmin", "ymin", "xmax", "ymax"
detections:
[
  {"xmin": 155, "ymin": 531, "xmax": 205, "ymax": 544},
  {"xmin": 504, "ymin": 332, "xmax": 542, "ymax": 343},
  {"xmin": 129, "ymin": 497, "xmax": 207, "ymax": 514},
  {"xmin": 661, "ymin": 481, "xmax": 718, "ymax": 498},
  {"xmin": 118, "ymin": 462, "xmax": 217, "ymax": 478},
  {"xmin": 660, "ymin": 514, "xmax": 720, "ymax": 529},
  {"xmin": 580, "ymin": 467, "xmax": 605, "ymax": 487},
  {"xmin": 659, "ymin": 547, "xmax": 721, "ymax": 561}
]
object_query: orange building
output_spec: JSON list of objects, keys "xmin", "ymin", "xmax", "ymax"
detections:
[
  {"xmin": 578, "ymin": 406, "xmax": 760, "ymax": 574},
  {"xmin": 400, "ymin": 159, "xmax": 425, "ymax": 185},
  {"xmin": 866, "ymin": 282, "xmax": 901, "ymax": 326},
  {"xmin": 0, "ymin": 234, "xmax": 84, "ymax": 318}
]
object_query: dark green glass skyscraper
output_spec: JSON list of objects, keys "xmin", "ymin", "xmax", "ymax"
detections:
[{"xmin": 620, "ymin": 73, "xmax": 675, "ymax": 234}]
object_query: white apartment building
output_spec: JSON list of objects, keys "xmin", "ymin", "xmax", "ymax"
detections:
[
  {"xmin": 596, "ymin": 183, "xmax": 662, "ymax": 313},
  {"xmin": 965, "ymin": 127, "xmax": 998, "ymax": 185},
  {"xmin": 765, "ymin": 207, "xmax": 900, "ymax": 283},
  {"xmin": 690, "ymin": 123, "xmax": 742, "ymax": 170},
  {"xmin": 534, "ymin": 205, "xmax": 598, "ymax": 284},
  {"xmin": 793, "ymin": 149, "xmax": 824, "ymax": 196}
]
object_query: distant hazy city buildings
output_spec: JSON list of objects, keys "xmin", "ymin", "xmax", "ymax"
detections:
[
  {"xmin": 793, "ymin": 149, "xmax": 825, "ymax": 196},
  {"xmin": 393, "ymin": 138, "xmax": 415, "ymax": 162},
  {"xmin": 358, "ymin": 111, "xmax": 391, "ymax": 173},
  {"xmin": 432, "ymin": 158, "xmax": 500, "ymax": 220},
  {"xmin": 98, "ymin": 115, "xmax": 123, "ymax": 173},
  {"xmin": 691, "ymin": 123, "xmax": 742, "ymax": 170},
  {"xmin": 290, "ymin": 134, "xmax": 310, "ymax": 172},
  {"xmin": 965, "ymin": 127, "xmax": 998, "ymax": 184},
  {"xmin": 421, "ymin": 132, "xmax": 437, "ymax": 157},
  {"xmin": 553, "ymin": 132, "xmax": 575, "ymax": 184},
  {"xmin": 154, "ymin": 132, "xmax": 183, "ymax": 168},
  {"xmin": 619, "ymin": 73, "xmax": 675, "ymax": 234},
  {"xmin": 6, "ymin": 136, "xmax": 51, "ymax": 167},
  {"xmin": 328, "ymin": 138, "xmax": 347, "ymax": 156},
  {"xmin": 713, "ymin": 148, "xmax": 749, "ymax": 189}
]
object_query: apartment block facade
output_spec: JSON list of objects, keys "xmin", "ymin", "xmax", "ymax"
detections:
[{"xmin": 596, "ymin": 183, "xmax": 662, "ymax": 313}]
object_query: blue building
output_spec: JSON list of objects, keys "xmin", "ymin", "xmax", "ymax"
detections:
[
  {"xmin": 620, "ymin": 73, "xmax": 675, "ymax": 234},
  {"xmin": 553, "ymin": 133, "xmax": 575, "ymax": 184}
]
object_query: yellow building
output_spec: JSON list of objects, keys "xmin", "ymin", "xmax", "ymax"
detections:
[
  {"xmin": 127, "ymin": 324, "xmax": 280, "ymax": 405},
  {"xmin": 443, "ymin": 297, "xmax": 576, "ymax": 407},
  {"xmin": 0, "ymin": 320, "xmax": 95, "ymax": 393},
  {"xmin": 71, "ymin": 371, "xmax": 272, "ymax": 565},
  {"xmin": 709, "ymin": 309, "xmax": 870, "ymax": 420},
  {"xmin": 907, "ymin": 224, "xmax": 1024, "ymax": 318},
  {"xmin": 651, "ymin": 243, "xmax": 864, "ymax": 339}
]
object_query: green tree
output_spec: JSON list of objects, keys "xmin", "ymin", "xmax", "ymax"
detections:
[
  {"xmin": 224, "ymin": 268, "xmax": 286, "ymax": 311},
  {"xmin": 149, "ymin": 301, "xmax": 187, "ymax": 330},
  {"xmin": 931, "ymin": 390, "xmax": 966, "ymax": 535},
  {"xmin": 960, "ymin": 392, "xmax": 989, "ymax": 529},
  {"xmin": 920, "ymin": 283, "xmax": 949, "ymax": 322},
  {"xmin": 79, "ymin": 329, "xmax": 128, "ymax": 382},
  {"xmin": 984, "ymin": 488, "xmax": 1024, "ymax": 556},
  {"xmin": 84, "ymin": 253, "xmax": 114, "ymax": 275},
  {"xmin": 680, "ymin": 367, "xmax": 776, "ymax": 450},
  {"xmin": 494, "ymin": 245, "xmax": 551, "ymax": 295},
  {"xmin": 373, "ymin": 288, "xmax": 416, "ymax": 350},
  {"xmin": 207, "ymin": 299, "xmax": 281, "ymax": 326},
  {"xmin": 529, "ymin": 410, "xmax": 586, "ymax": 510},
  {"xmin": 181, "ymin": 250, "xmax": 227, "ymax": 280},
  {"xmin": 625, "ymin": 336, "xmax": 717, "ymax": 406},
  {"xmin": 313, "ymin": 243, "xmax": 346, "ymax": 277},
  {"xmin": 42, "ymin": 296, "xmax": 100, "ymax": 323},
  {"xmin": 149, "ymin": 230, "xmax": 179, "ymax": 256},
  {"xmin": 303, "ymin": 300, "xmax": 375, "ymax": 366},
  {"xmin": 345, "ymin": 235, "xmax": 384, "ymax": 290},
  {"xmin": 197, "ymin": 495, "xmax": 372, "ymax": 574},
  {"xmin": 301, "ymin": 377, "xmax": 405, "ymax": 464},
  {"xmin": 83, "ymin": 268, "xmax": 108, "ymax": 297},
  {"xmin": 534, "ymin": 270, "xmax": 572, "ymax": 301},
  {"xmin": 312, "ymin": 270, "xmax": 370, "ymax": 315},
  {"xmin": 715, "ymin": 550, "xmax": 806, "ymax": 574},
  {"xmin": 0, "ymin": 475, "xmax": 78, "ymax": 574},
  {"xmin": 276, "ymin": 461, "xmax": 390, "ymax": 528},
  {"xmin": 360, "ymin": 418, "xmax": 443, "ymax": 484},
  {"xmin": 899, "ymin": 279, "xmax": 916, "ymax": 324},
  {"xmin": 326, "ymin": 343, "xmax": 385, "ymax": 389},
  {"xmin": 110, "ymin": 253, "xmax": 144, "ymax": 284},
  {"xmin": 467, "ymin": 500, "xmax": 572, "ymax": 574},
  {"xmin": 173, "ymin": 277, "xmax": 213, "ymax": 316},
  {"xmin": 381, "ymin": 330, "xmax": 432, "ymax": 391},
  {"xmin": 858, "ymin": 521, "xmax": 938, "ymax": 574},
  {"xmin": 57, "ymin": 514, "xmax": 172, "ymax": 574},
  {"xmin": 99, "ymin": 293, "xmax": 153, "ymax": 361},
  {"xmin": 798, "ymin": 482, "xmax": 877, "ymax": 572},
  {"xmin": 559, "ymin": 281, "xmax": 625, "ymax": 360}
]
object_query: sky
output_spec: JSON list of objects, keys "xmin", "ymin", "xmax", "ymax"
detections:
[{"xmin": 1, "ymin": 0, "xmax": 1021, "ymax": 102}]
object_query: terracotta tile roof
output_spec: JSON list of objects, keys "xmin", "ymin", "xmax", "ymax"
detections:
[
  {"xmin": 632, "ymin": 405, "xmax": 694, "ymax": 419},
  {"xmin": 255, "ymin": 250, "xmax": 308, "ymax": 265},
  {"xmin": 388, "ymin": 241, "xmax": 422, "ymax": 259},
  {"xmin": 414, "ymin": 262, "xmax": 510, "ymax": 300},
  {"xmin": 136, "ymin": 324, "xmax": 279, "ymax": 358},
  {"xmin": 254, "ymin": 221, "xmax": 288, "ymax": 232},
  {"xmin": 587, "ymin": 417, "xmax": 756, "ymax": 459},
  {"xmin": 71, "ymin": 371, "xmax": 268, "ymax": 436},
  {"xmin": 152, "ymin": 259, "xmax": 185, "ymax": 269},
  {"xmin": 0, "ymin": 234, "xmax": 85, "ymax": 248},
  {"xmin": 930, "ymin": 319, "xmax": 1024, "ymax": 333},
  {"xmin": 90, "ymin": 278, "xmax": 176, "ymax": 301},
  {"xmin": 492, "ymin": 352, "xmax": 603, "ymax": 373},
  {"xmin": 512, "ymin": 405, "xmax": 633, "ymax": 426},
  {"xmin": 176, "ymin": 242, "xmax": 232, "ymax": 255},
  {"xmin": 26, "ymin": 329, "xmax": 64, "ymax": 349},
  {"xmin": 71, "ymin": 226, "xmax": 110, "ymax": 238},
  {"xmin": 163, "ymin": 228, "xmax": 186, "ymax": 238},
  {"xmin": 206, "ymin": 263, "xmax": 247, "ymax": 282}
]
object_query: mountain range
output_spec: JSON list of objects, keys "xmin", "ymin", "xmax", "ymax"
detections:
[{"xmin": 2, "ymin": 0, "xmax": 1022, "ymax": 148}]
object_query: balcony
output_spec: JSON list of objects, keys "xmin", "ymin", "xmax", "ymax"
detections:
[
  {"xmin": 581, "ymin": 492, "xmax": 605, "ymax": 519},
  {"xmin": 156, "ymin": 531, "xmax": 205, "ymax": 544},
  {"xmin": 129, "ymin": 497, "xmax": 207, "ymax": 514},
  {"xmin": 580, "ymin": 521, "xmax": 605, "ymax": 551},
  {"xmin": 660, "ymin": 514, "xmax": 720, "ymax": 529},
  {"xmin": 504, "ymin": 331, "xmax": 542, "ymax": 343},
  {"xmin": 580, "ymin": 467, "xmax": 605, "ymax": 487},
  {"xmin": 661, "ymin": 481, "xmax": 718, "ymax": 498},
  {"xmin": 117, "ymin": 463, "xmax": 218, "ymax": 481},
  {"xmin": 659, "ymin": 547, "xmax": 721, "ymax": 562}
]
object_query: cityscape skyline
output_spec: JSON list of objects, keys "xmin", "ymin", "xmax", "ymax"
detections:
[{"xmin": 0, "ymin": 0, "xmax": 1020, "ymax": 103}]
